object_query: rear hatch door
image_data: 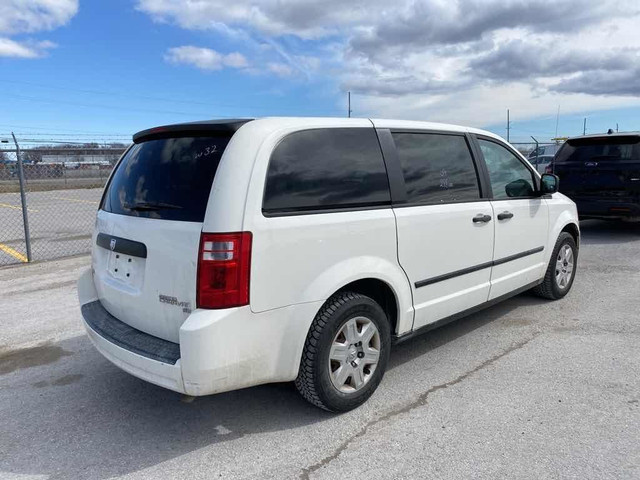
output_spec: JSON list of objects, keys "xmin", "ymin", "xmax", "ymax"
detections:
[
  {"xmin": 554, "ymin": 135, "xmax": 640, "ymax": 198},
  {"xmin": 92, "ymin": 125, "xmax": 243, "ymax": 343}
]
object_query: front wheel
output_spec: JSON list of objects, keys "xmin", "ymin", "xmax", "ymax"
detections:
[
  {"xmin": 295, "ymin": 292, "xmax": 391, "ymax": 412},
  {"xmin": 532, "ymin": 232, "xmax": 578, "ymax": 300}
]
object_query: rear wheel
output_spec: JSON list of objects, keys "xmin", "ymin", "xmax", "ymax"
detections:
[
  {"xmin": 295, "ymin": 292, "xmax": 391, "ymax": 412},
  {"xmin": 533, "ymin": 232, "xmax": 578, "ymax": 300}
]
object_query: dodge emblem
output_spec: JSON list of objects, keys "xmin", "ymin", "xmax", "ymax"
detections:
[{"xmin": 110, "ymin": 239, "xmax": 116, "ymax": 251}]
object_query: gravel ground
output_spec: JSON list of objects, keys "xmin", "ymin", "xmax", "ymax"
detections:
[{"xmin": 0, "ymin": 219, "xmax": 639, "ymax": 479}]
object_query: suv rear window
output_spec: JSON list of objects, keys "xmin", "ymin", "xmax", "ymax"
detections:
[
  {"xmin": 556, "ymin": 136, "xmax": 640, "ymax": 164},
  {"xmin": 101, "ymin": 135, "xmax": 230, "ymax": 222},
  {"xmin": 263, "ymin": 128, "xmax": 391, "ymax": 214}
]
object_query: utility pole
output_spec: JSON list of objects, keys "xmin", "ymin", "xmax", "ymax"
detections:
[
  {"xmin": 616, "ymin": 123, "xmax": 619, "ymax": 133},
  {"xmin": 506, "ymin": 109, "xmax": 510, "ymax": 142},
  {"xmin": 348, "ymin": 91, "xmax": 352, "ymax": 118},
  {"xmin": 554, "ymin": 105, "xmax": 560, "ymax": 138},
  {"xmin": 11, "ymin": 132, "xmax": 32, "ymax": 262},
  {"xmin": 583, "ymin": 118, "xmax": 587, "ymax": 136}
]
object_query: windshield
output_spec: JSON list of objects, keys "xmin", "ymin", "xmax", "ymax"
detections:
[
  {"xmin": 101, "ymin": 135, "xmax": 231, "ymax": 222},
  {"xmin": 555, "ymin": 136, "xmax": 640, "ymax": 164}
]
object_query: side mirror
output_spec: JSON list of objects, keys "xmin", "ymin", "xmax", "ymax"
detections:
[
  {"xmin": 540, "ymin": 173, "xmax": 559, "ymax": 194},
  {"xmin": 505, "ymin": 178, "xmax": 534, "ymax": 198}
]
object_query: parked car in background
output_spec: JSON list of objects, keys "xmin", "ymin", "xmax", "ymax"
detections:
[
  {"xmin": 529, "ymin": 154, "xmax": 555, "ymax": 174},
  {"xmin": 553, "ymin": 132, "xmax": 640, "ymax": 221},
  {"xmin": 529, "ymin": 144, "xmax": 560, "ymax": 159},
  {"xmin": 78, "ymin": 117, "xmax": 579, "ymax": 412}
]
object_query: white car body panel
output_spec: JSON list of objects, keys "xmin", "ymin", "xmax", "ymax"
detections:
[
  {"xmin": 394, "ymin": 202, "xmax": 494, "ymax": 331},
  {"xmin": 488, "ymin": 198, "xmax": 549, "ymax": 299},
  {"xmin": 78, "ymin": 116, "xmax": 579, "ymax": 397}
]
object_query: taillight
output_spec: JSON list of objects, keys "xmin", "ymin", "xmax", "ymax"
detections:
[{"xmin": 197, "ymin": 232, "xmax": 252, "ymax": 309}]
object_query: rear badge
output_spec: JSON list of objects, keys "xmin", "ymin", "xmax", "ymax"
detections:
[
  {"xmin": 110, "ymin": 238, "xmax": 116, "ymax": 251},
  {"xmin": 159, "ymin": 294, "xmax": 192, "ymax": 314},
  {"xmin": 584, "ymin": 161, "xmax": 598, "ymax": 167}
]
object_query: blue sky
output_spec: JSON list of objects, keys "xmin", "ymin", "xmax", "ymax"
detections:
[{"xmin": 2, "ymin": 0, "xmax": 640, "ymax": 145}]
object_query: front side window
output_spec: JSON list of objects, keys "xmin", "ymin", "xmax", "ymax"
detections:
[
  {"xmin": 392, "ymin": 133, "xmax": 480, "ymax": 204},
  {"xmin": 263, "ymin": 128, "xmax": 391, "ymax": 213},
  {"xmin": 479, "ymin": 139, "xmax": 536, "ymax": 199}
]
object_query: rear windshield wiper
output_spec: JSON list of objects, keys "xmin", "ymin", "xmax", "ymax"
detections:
[{"xmin": 123, "ymin": 201, "xmax": 183, "ymax": 211}]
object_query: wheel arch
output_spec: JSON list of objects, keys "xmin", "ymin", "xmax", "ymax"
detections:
[
  {"xmin": 335, "ymin": 278, "xmax": 399, "ymax": 335},
  {"xmin": 301, "ymin": 257, "xmax": 414, "ymax": 336},
  {"xmin": 545, "ymin": 209, "xmax": 580, "ymax": 265},
  {"xmin": 561, "ymin": 222, "xmax": 580, "ymax": 248}
]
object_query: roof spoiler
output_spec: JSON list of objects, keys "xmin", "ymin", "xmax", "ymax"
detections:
[{"xmin": 133, "ymin": 119, "xmax": 253, "ymax": 143}]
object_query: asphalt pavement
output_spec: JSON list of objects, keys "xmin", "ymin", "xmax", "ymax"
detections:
[
  {"xmin": 0, "ymin": 188, "xmax": 102, "ymax": 266},
  {"xmin": 0, "ymin": 219, "xmax": 639, "ymax": 479}
]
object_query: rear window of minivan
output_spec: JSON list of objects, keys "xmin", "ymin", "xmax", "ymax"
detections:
[
  {"xmin": 263, "ymin": 128, "xmax": 391, "ymax": 214},
  {"xmin": 556, "ymin": 136, "xmax": 640, "ymax": 164},
  {"xmin": 101, "ymin": 135, "xmax": 230, "ymax": 222}
]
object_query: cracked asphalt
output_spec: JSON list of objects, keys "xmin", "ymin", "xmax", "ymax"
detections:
[{"xmin": 1, "ymin": 219, "xmax": 639, "ymax": 479}]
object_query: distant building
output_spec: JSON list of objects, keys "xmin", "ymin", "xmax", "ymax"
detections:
[{"xmin": 40, "ymin": 154, "xmax": 119, "ymax": 164}]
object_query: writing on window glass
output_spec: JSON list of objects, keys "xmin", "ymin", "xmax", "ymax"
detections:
[
  {"xmin": 194, "ymin": 144, "xmax": 219, "ymax": 159},
  {"xmin": 439, "ymin": 169, "xmax": 453, "ymax": 189}
]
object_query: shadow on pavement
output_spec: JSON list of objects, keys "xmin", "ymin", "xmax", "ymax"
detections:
[
  {"xmin": 0, "ymin": 289, "xmax": 547, "ymax": 479},
  {"xmin": 579, "ymin": 219, "xmax": 640, "ymax": 245}
]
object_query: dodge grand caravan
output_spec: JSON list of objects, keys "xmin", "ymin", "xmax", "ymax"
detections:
[{"xmin": 78, "ymin": 118, "xmax": 579, "ymax": 411}]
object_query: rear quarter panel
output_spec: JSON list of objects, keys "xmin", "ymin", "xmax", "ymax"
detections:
[{"xmin": 239, "ymin": 121, "xmax": 415, "ymax": 335}]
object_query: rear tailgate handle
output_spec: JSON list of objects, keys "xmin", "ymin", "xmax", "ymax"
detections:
[
  {"xmin": 472, "ymin": 214, "xmax": 492, "ymax": 223},
  {"xmin": 497, "ymin": 211, "xmax": 514, "ymax": 220},
  {"xmin": 96, "ymin": 233, "xmax": 147, "ymax": 258}
]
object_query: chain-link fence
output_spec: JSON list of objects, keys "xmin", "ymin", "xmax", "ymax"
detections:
[{"xmin": 0, "ymin": 145, "xmax": 127, "ymax": 266}]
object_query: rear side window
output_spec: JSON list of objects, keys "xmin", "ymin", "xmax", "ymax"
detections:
[
  {"xmin": 556, "ymin": 136, "xmax": 640, "ymax": 163},
  {"xmin": 391, "ymin": 133, "xmax": 480, "ymax": 204},
  {"xmin": 101, "ymin": 135, "xmax": 230, "ymax": 222},
  {"xmin": 263, "ymin": 128, "xmax": 390, "ymax": 213}
]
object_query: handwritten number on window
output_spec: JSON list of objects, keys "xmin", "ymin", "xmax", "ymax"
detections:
[{"xmin": 194, "ymin": 144, "xmax": 219, "ymax": 160}]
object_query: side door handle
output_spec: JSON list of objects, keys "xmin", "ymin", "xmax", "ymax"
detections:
[
  {"xmin": 472, "ymin": 214, "xmax": 492, "ymax": 223},
  {"xmin": 497, "ymin": 211, "xmax": 514, "ymax": 220}
]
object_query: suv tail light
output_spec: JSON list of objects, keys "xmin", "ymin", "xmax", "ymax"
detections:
[{"xmin": 197, "ymin": 232, "xmax": 252, "ymax": 309}]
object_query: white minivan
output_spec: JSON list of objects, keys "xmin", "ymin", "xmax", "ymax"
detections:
[{"xmin": 78, "ymin": 118, "xmax": 579, "ymax": 411}]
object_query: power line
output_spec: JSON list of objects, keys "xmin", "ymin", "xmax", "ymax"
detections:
[
  {"xmin": 0, "ymin": 123, "xmax": 131, "ymax": 134},
  {"xmin": 8, "ymin": 93, "xmax": 223, "ymax": 117},
  {"xmin": 0, "ymin": 78, "xmax": 345, "ymax": 114}
]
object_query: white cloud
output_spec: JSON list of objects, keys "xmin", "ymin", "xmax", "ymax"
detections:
[
  {"xmin": 137, "ymin": 0, "xmax": 640, "ymax": 127},
  {"xmin": 164, "ymin": 46, "xmax": 248, "ymax": 71},
  {"xmin": 0, "ymin": 37, "xmax": 56, "ymax": 58},
  {"xmin": 0, "ymin": 0, "xmax": 78, "ymax": 58},
  {"xmin": 0, "ymin": 0, "xmax": 78, "ymax": 34},
  {"xmin": 267, "ymin": 62, "xmax": 294, "ymax": 77}
]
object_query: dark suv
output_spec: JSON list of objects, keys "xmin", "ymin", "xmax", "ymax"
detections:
[{"xmin": 553, "ymin": 133, "xmax": 640, "ymax": 220}]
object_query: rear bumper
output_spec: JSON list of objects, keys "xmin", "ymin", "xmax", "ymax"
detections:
[
  {"xmin": 572, "ymin": 197, "xmax": 640, "ymax": 219},
  {"xmin": 77, "ymin": 268, "xmax": 322, "ymax": 396}
]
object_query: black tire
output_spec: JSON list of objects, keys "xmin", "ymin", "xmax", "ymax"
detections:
[
  {"xmin": 532, "ymin": 232, "xmax": 578, "ymax": 300},
  {"xmin": 295, "ymin": 291, "xmax": 391, "ymax": 412}
]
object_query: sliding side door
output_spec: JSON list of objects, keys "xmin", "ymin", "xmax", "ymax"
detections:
[{"xmin": 388, "ymin": 131, "xmax": 494, "ymax": 331}]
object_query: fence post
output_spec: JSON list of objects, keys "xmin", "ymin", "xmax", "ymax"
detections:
[
  {"xmin": 11, "ymin": 132, "xmax": 32, "ymax": 262},
  {"xmin": 530, "ymin": 136, "xmax": 540, "ymax": 171}
]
